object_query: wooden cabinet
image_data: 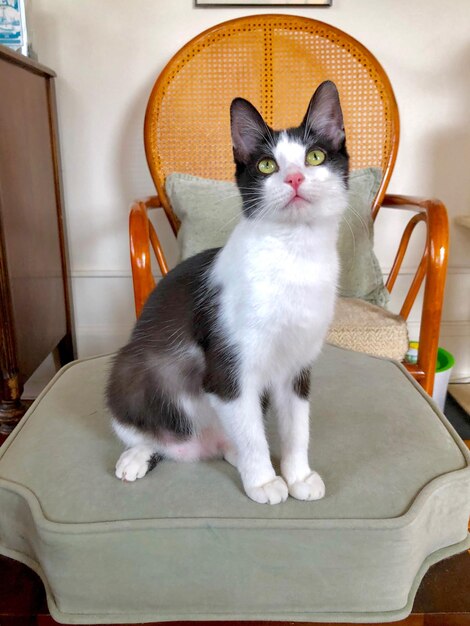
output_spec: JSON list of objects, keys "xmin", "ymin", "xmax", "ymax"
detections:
[{"xmin": 0, "ymin": 46, "xmax": 75, "ymax": 433}]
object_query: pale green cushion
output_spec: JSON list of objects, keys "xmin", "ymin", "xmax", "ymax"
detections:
[
  {"xmin": 0, "ymin": 346, "xmax": 469, "ymax": 623},
  {"xmin": 166, "ymin": 168, "xmax": 389, "ymax": 306}
]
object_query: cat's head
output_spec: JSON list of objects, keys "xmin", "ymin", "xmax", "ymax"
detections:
[{"xmin": 230, "ymin": 81, "xmax": 349, "ymax": 225}]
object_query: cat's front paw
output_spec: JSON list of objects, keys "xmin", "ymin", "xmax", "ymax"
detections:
[
  {"xmin": 288, "ymin": 471, "xmax": 325, "ymax": 501},
  {"xmin": 115, "ymin": 446, "xmax": 152, "ymax": 482},
  {"xmin": 245, "ymin": 476, "xmax": 288, "ymax": 505}
]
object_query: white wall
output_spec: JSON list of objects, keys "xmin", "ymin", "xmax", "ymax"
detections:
[{"xmin": 31, "ymin": 0, "xmax": 470, "ymax": 380}]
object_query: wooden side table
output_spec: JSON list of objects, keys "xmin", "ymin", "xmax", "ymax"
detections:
[{"xmin": 0, "ymin": 47, "xmax": 75, "ymax": 434}]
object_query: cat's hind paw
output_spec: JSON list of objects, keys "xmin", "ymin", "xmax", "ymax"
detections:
[
  {"xmin": 115, "ymin": 445, "xmax": 154, "ymax": 482},
  {"xmin": 288, "ymin": 471, "xmax": 325, "ymax": 501},
  {"xmin": 245, "ymin": 476, "xmax": 288, "ymax": 505}
]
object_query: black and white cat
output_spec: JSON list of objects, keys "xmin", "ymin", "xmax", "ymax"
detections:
[{"xmin": 107, "ymin": 80, "xmax": 349, "ymax": 505}]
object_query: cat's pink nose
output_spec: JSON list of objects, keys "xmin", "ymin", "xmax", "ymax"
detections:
[{"xmin": 284, "ymin": 172, "xmax": 305, "ymax": 192}]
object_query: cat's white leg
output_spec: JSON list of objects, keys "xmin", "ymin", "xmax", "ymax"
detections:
[
  {"xmin": 209, "ymin": 391, "xmax": 288, "ymax": 505},
  {"xmin": 115, "ymin": 444, "xmax": 159, "ymax": 481},
  {"xmin": 272, "ymin": 377, "xmax": 325, "ymax": 501},
  {"xmin": 223, "ymin": 445, "xmax": 238, "ymax": 468},
  {"xmin": 112, "ymin": 420, "xmax": 161, "ymax": 481}
]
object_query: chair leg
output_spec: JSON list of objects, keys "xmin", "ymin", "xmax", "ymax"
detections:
[
  {"xmin": 0, "ymin": 373, "xmax": 27, "ymax": 435},
  {"xmin": 52, "ymin": 334, "xmax": 75, "ymax": 370}
]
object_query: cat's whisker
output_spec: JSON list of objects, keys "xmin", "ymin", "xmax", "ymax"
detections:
[
  {"xmin": 215, "ymin": 191, "xmax": 242, "ymax": 198},
  {"xmin": 249, "ymin": 200, "xmax": 275, "ymax": 226},
  {"xmin": 236, "ymin": 186, "xmax": 264, "ymax": 193},
  {"xmin": 347, "ymin": 205, "xmax": 370, "ymax": 235},
  {"xmin": 219, "ymin": 212, "xmax": 243, "ymax": 230},
  {"xmin": 341, "ymin": 214, "xmax": 357, "ymax": 271}
]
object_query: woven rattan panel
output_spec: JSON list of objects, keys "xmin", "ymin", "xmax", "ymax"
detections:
[{"xmin": 145, "ymin": 16, "xmax": 398, "ymax": 221}]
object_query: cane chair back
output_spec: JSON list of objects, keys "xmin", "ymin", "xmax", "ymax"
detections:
[{"xmin": 144, "ymin": 14, "xmax": 399, "ymax": 234}]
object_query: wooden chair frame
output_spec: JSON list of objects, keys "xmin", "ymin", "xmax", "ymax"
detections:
[{"xmin": 129, "ymin": 16, "xmax": 449, "ymax": 397}]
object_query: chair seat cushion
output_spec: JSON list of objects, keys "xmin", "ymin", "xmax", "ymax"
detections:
[
  {"xmin": 0, "ymin": 346, "xmax": 469, "ymax": 624},
  {"xmin": 328, "ymin": 297, "xmax": 409, "ymax": 361}
]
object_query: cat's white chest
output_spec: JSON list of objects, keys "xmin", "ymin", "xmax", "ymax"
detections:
[{"xmin": 213, "ymin": 219, "xmax": 339, "ymax": 374}]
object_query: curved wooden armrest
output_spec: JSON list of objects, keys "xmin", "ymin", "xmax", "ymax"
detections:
[
  {"xmin": 382, "ymin": 194, "xmax": 448, "ymax": 221},
  {"xmin": 129, "ymin": 195, "xmax": 170, "ymax": 318},
  {"xmin": 381, "ymin": 194, "xmax": 449, "ymax": 394},
  {"xmin": 142, "ymin": 195, "xmax": 162, "ymax": 209}
]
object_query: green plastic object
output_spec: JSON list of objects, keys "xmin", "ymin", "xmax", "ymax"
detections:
[{"xmin": 436, "ymin": 347, "xmax": 455, "ymax": 373}]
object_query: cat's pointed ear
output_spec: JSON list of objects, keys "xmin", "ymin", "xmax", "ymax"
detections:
[
  {"xmin": 302, "ymin": 81, "xmax": 345, "ymax": 150},
  {"xmin": 231, "ymin": 98, "xmax": 268, "ymax": 164}
]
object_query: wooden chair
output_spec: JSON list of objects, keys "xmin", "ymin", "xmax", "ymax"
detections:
[{"xmin": 129, "ymin": 14, "xmax": 449, "ymax": 396}]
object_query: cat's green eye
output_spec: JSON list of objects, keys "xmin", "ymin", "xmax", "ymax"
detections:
[
  {"xmin": 306, "ymin": 149, "xmax": 326, "ymax": 166},
  {"xmin": 257, "ymin": 158, "xmax": 278, "ymax": 175}
]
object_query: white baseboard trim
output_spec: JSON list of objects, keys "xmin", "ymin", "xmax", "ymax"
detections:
[
  {"xmin": 75, "ymin": 320, "xmax": 470, "ymax": 381},
  {"xmin": 407, "ymin": 320, "xmax": 470, "ymax": 338},
  {"xmin": 68, "ymin": 266, "xmax": 470, "ymax": 279}
]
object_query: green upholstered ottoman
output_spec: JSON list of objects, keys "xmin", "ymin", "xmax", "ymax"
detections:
[{"xmin": 0, "ymin": 345, "xmax": 469, "ymax": 624}]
